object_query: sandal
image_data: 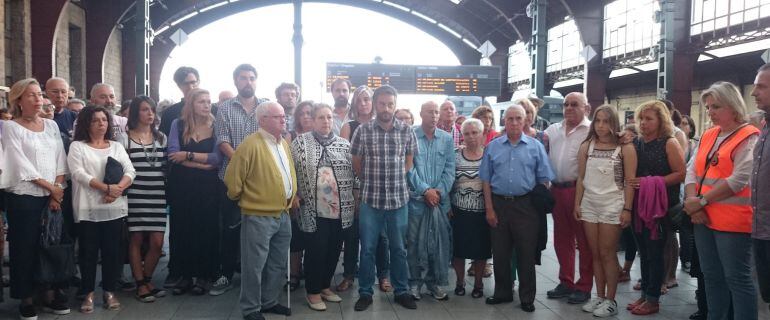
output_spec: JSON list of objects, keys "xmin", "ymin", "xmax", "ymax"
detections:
[
  {"xmin": 483, "ymin": 263, "xmax": 493, "ymax": 278},
  {"xmin": 619, "ymin": 269, "xmax": 631, "ymax": 282},
  {"xmin": 627, "ymin": 297, "xmax": 645, "ymax": 311},
  {"xmin": 103, "ymin": 291, "xmax": 121, "ymax": 311},
  {"xmin": 80, "ymin": 292, "xmax": 94, "ymax": 313},
  {"xmin": 660, "ymin": 286, "xmax": 669, "ymax": 295},
  {"xmin": 454, "ymin": 284, "xmax": 466, "ymax": 296},
  {"xmin": 631, "ymin": 301, "xmax": 660, "ymax": 315},
  {"xmin": 471, "ymin": 286, "xmax": 484, "ymax": 298},
  {"xmin": 378, "ymin": 278, "xmax": 393, "ymax": 292},
  {"xmin": 134, "ymin": 279, "xmax": 156, "ymax": 303},
  {"xmin": 336, "ymin": 277, "xmax": 354, "ymax": 292},
  {"xmin": 145, "ymin": 276, "xmax": 167, "ymax": 298}
]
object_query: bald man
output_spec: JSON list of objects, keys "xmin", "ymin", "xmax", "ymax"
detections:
[
  {"xmin": 89, "ymin": 83, "xmax": 128, "ymax": 140},
  {"xmin": 544, "ymin": 92, "xmax": 594, "ymax": 304},
  {"xmin": 46, "ymin": 77, "xmax": 77, "ymax": 137}
]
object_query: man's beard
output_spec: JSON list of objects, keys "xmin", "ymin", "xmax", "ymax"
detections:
[
  {"xmin": 238, "ymin": 86, "xmax": 255, "ymax": 98},
  {"xmin": 377, "ymin": 111, "xmax": 393, "ymax": 123},
  {"xmin": 334, "ymin": 96, "xmax": 349, "ymax": 108}
]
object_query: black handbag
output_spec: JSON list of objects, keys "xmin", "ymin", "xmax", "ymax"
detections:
[
  {"xmin": 104, "ymin": 156, "xmax": 128, "ymax": 196},
  {"xmin": 35, "ymin": 206, "xmax": 76, "ymax": 284}
]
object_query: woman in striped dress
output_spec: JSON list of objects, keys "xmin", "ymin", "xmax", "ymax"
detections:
[{"xmin": 118, "ymin": 96, "xmax": 168, "ymax": 303}]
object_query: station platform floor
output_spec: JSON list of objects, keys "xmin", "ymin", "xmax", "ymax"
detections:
[{"xmin": 1, "ymin": 216, "xmax": 767, "ymax": 320}]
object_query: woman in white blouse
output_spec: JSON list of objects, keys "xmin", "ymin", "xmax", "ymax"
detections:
[
  {"xmin": 0, "ymin": 78, "xmax": 69, "ymax": 319},
  {"xmin": 67, "ymin": 106, "xmax": 136, "ymax": 313}
]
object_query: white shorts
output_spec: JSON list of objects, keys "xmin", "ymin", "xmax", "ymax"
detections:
[{"xmin": 580, "ymin": 194, "xmax": 624, "ymax": 225}]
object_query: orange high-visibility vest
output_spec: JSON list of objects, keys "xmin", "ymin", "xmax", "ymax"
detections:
[{"xmin": 695, "ymin": 125, "xmax": 759, "ymax": 233}]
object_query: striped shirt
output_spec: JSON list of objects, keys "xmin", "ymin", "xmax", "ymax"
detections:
[
  {"xmin": 119, "ymin": 134, "xmax": 168, "ymax": 232},
  {"xmin": 350, "ymin": 119, "xmax": 417, "ymax": 210}
]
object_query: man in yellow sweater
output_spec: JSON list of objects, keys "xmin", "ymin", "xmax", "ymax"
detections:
[{"xmin": 224, "ymin": 101, "xmax": 297, "ymax": 320}]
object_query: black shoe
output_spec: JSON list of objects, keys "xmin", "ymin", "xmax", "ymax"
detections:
[
  {"xmin": 567, "ymin": 290, "xmax": 590, "ymax": 304},
  {"xmin": 262, "ymin": 303, "xmax": 291, "ymax": 316},
  {"xmin": 19, "ymin": 304, "xmax": 37, "ymax": 320},
  {"xmin": 689, "ymin": 310, "xmax": 707, "ymax": 320},
  {"xmin": 243, "ymin": 311, "xmax": 265, "ymax": 320},
  {"xmin": 43, "ymin": 300, "xmax": 71, "ymax": 315},
  {"xmin": 546, "ymin": 283, "xmax": 574, "ymax": 299},
  {"xmin": 485, "ymin": 296, "xmax": 513, "ymax": 305},
  {"xmin": 354, "ymin": 296, "xmax": 373, "ymax": 311},
  {"xmin": 521, "ymin": 302, "xmax": 535, "ymax": 312},
  {"xmin": 395, "ymin": 293, "xmax": 417, "ymax": 309}
]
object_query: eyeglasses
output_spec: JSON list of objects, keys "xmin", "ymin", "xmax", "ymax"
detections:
[
  {"xmin": 262, "ymin": 115, "xmax": 286, "ymax": 120},
  {"xmin": 42, "ymin": 104, "xmax": 55, "ymax": 112}
]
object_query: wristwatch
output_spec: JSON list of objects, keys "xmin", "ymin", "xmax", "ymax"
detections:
[
  {"xmin": 53, "ymin": 182, "xmax": 64, "ymax": 189},
  {"xmin": 698, "ymin": 195, "xmax": 708, "ymax": 207}
]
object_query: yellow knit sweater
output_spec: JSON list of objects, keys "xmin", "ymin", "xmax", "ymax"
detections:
[{"xmin": 223, "ymin": 131, "xmax": 297, "ymax": 216}]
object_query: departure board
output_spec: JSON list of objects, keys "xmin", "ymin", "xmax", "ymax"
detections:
[{"xmin": 326, "ymin": 63, "xmax": 501, "ymax": 96}]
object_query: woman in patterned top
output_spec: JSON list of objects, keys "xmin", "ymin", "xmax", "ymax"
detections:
[
  {"xmin": 291, "ymin": 103, "xmax": 354, "ymax": 311},
  {"xmin": 574, "ymin": 105, "xmax": 637, "ymax": 317},
  {"xmin": 118, "ymin": 96, "xmax": 168, "ymax": 303},
  {"xmin": 450, "ymin": 118, "xmax": 490, "ymax": 299}
]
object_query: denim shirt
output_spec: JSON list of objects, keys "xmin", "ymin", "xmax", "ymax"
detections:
[
  {"xmin": 407, "ymin": 127, "xmax": 456, "ymax": 214},
  {"xmin": 479, "ymin": 133, "xmax": 554, "ymax": 196}
]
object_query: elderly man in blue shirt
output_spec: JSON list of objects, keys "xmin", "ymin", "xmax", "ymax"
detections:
[
  {"xmin": 406, "ymin": 101, "xmax": 456, "ymax": 301},
  {"xmin": 480, "ymin": 104, "xmax": 554, "ymax": 312}
]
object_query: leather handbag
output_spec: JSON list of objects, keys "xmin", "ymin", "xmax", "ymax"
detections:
[{"xmin": 36, "ymin": 205, "xmax": 76, "ymax": 284}]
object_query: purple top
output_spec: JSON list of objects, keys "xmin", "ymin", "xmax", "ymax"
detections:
[{"xmin": 168, "ymin": 119, "xmax": 222, "ymax": 166}]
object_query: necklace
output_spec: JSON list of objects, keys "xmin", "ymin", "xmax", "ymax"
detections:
[{"xmin": 138, "ymin": 136, "xmax": 159, "ymax": 168}]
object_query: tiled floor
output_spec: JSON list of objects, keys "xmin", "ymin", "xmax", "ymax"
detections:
[{"xmin": 1, "ymin": 216, "xmax": 768, "ymax": 319}]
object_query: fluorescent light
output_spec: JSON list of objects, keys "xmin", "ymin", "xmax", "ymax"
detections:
[
  {"xmin": 705, "ymin": 37, "xmax": 770, "ymax": 58},
  {"xmin": 698, "ymin": 54, "xmax": 713, "ymax": 61},
  {"xmin": 609, "ymin": 68, "xmax": 639, "ymax": 78},
  {"xmin": 448, "ymin": 0, "xmax": 462, "ymax": 4},
  {"xmin": 382, "ymin": 1, "xmax": 410, "ymax": 12},
  {"xmin": 170, "ymin": 11, "xmax": 198, "ymax": 26},
  {"xmin": 411, "ymin": 10, "xmax": 437, "ymax": 24},
  {"xmin": 635, "ymin": 62, "xmax": 658, "ymax": 71},
  {"xmin": 154, "ymin": 25, "xmax": 170, "ymax": 35},
  {"xmin": 462, "ymin": 38, "xmax": 477, "ymax": 49},
  {"xmin": 200, "ymin": 1, "xmax": 227, "ymax": 12},
  {"xmin": 552, "ymin": 78, "xmax": 584, "ymax": 88},
  {"xmin": 438, "ymin": 23, "xmax": 462, "ymax": 38}
]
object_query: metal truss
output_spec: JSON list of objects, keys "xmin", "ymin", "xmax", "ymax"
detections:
[{"xmin": 702, "ymin": 27, "xmax": 770, "ymax": 51}]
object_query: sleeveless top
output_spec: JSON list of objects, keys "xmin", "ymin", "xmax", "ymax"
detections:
[
  {"xmin": 450, "ymin": 149, "xmax": 484, "ymax": 213},
  {"xmin": 583, "ymin": 140, "xmax": 624, "ymax": 194},
  {"xmin": 635, "ymin": 137, "xmax": 679, "ymax": 208}
]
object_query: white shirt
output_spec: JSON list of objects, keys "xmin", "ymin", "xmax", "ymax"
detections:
[
  {"xmin": 258, "ymin": 129, "xmax": 293, "ymax": 199},
  {"xmin": 67, "ymin": 140, "xmax": 136, "ymax": 222},
  {"xmin": 544, "ymin": 117, "xmax": 591, "ymax": 183},
  {"xmin": 0, "ymin": 120, "xmax": 68, "ymax": 196}
]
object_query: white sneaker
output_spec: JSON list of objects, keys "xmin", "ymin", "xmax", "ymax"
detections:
[
  {"xmin": 581, "ymin": 297, "xmax": 604, "ymax": 312},
  {"xmin": 593, "ymin": 299, "xmax": 618, "ymax": 318},
  {"xmin": 409, "ymin": 286, "xmax": 422, "ymax": 300},
  {"xmin": 208, "ymin": 276, "xmax": 232, "ymax": 296},
  {"xmin": 427, "ymin": 286, "xmax": 448, "ymax": 301}
]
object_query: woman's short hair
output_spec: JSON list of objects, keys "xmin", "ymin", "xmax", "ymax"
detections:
[
  {"xmin": 8, "ymin": 78, "xmax": 40, "ymax": 118},
  {"xmin": 700, "ymin": 81, "xmax": 748, "ymax": 124},
  {"xmin": 394, "ymin": 108, "xmax": 413, "ymax": 124},
  {"xmin": 310, "ymin": 102, "xmax": 333, "ymax": 119},
  {"xmin": 349, "ymin": 85, "xmax": 374, "ymax": 121},
  {"xmin": 635, "ymin": 100, "xmax": 675, "ymax": 138},
  {"xmin": 73, "ymin": 106, "xmax": 114, "ymax": 142},
  {"xmin": 471, "ymin": 105, "xmax": 494, "ymax": 125},
  {"xmin": 461, "ymin": 117, "xmax": 484, "ymax": 133}
]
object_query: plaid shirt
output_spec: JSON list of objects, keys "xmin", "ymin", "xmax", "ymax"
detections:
[
  {"xmin": 437, "ymin": 122, "xmax": 462, "ymax": 148},
  {"xmin": 215, "ymin": 97, "xmax": 269, "ymax": 180},
  {"xmin": 351, "ymin": 119, "xmax": 418, "ymax": 210}
]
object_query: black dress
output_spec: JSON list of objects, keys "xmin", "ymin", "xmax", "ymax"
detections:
[{"xmin": 167, "ymin": 134, "xmax": 219, "ymax": 279}]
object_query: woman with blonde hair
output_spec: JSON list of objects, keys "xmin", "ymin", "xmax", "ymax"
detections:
[
  {"xmin": 0, "ymin": 78, "xmax": 70, "ymax": 319},
  {"xmin": 167, "ymin": 88, "xmax": 222, "ymax": 295},
  {"xmin": 625, "ymin": 100, "xmax": 685, "ymax": 315},
  {"xmin": 683, "ymin": 81, "xmax": 758, "ymax": 320},
  {"xmin": 471, "ymin": 105, "xmax": 497, "ymax": 145}
]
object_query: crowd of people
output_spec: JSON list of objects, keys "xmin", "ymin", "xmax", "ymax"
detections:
[{"xmin": 0, "ymin": 62, "xmax": 768, "ymax": 320}]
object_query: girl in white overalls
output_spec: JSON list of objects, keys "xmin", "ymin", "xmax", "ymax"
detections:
[{"xmin": 574, "ymin": 105, "xmax": 638, "ymax": 318}]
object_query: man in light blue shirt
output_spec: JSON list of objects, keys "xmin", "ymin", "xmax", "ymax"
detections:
[
  {"xmin": 479, "ymin": 105, "xmax": 553, "ymax": 312},
  {"xmin": 406, "ymin": 101, "xmax": 455, "ymax": 302}
]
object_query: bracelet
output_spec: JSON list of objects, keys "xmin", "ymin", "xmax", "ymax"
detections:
[{"xmin": 623, "ymin": 208, "xmax": 632, "ymax": 213}]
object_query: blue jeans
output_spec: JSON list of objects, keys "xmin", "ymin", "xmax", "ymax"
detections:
[
  {"xmin": 358, "ymin": 203, "xmax": 409, "ymax": 297},
  {"xmin": 694, "ymin": 224, "xmax": 757, "ymax": 320}
]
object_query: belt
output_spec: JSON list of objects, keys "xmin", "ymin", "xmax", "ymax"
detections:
[
  {"xmin": 552, "ymin": 181, "xmax": 576, "ymax": 188},
  {"xmin": 492, "ymin": 193, "xmax": 529, "ymax": 201}
]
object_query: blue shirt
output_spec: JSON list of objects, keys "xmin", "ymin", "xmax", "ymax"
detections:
[
  {"xmin": 479, "ymin": 133, "xmax": 554, "ymax": 196},
  {"xmin": 408, "ymin": 127, "xmax": 456, "ymax": 214}
]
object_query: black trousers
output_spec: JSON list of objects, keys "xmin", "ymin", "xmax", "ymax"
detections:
[
  {"xmin": 5, "ymin": 193, "xmax": 47, "ymax": 299},
  {"xmin": 490, "ymin": 195, "xmax": 539, "ymax": 304},
  {"xmin": 622, "ymin": 226, "xmax": 637, "ymax": 262},
  {"xmin": 79, "ymin": 219, "xmax": 124, "ymax": 293},
  {"xmin": 632, "ymin": 220, "xmax": 666, "ymax": 301},
  {"xmin": 218, "ymin": 182, "xmax": 240, "ymax": 279},
  {"xmin": 755, "ymin": 239, "xmax": 770, "ymax": 303},
  {"xmin": 303, "ymin": 218, "xmax": 347, "ymax": 294}
]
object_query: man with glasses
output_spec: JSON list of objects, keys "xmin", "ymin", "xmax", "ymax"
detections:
[
  {"xmin": 46, "ymin": 77, "xmax": 76, "ymax": 138},
  {"xmin": 159, "ymin": 66, "xmax": 200, "ymax": 136}
]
